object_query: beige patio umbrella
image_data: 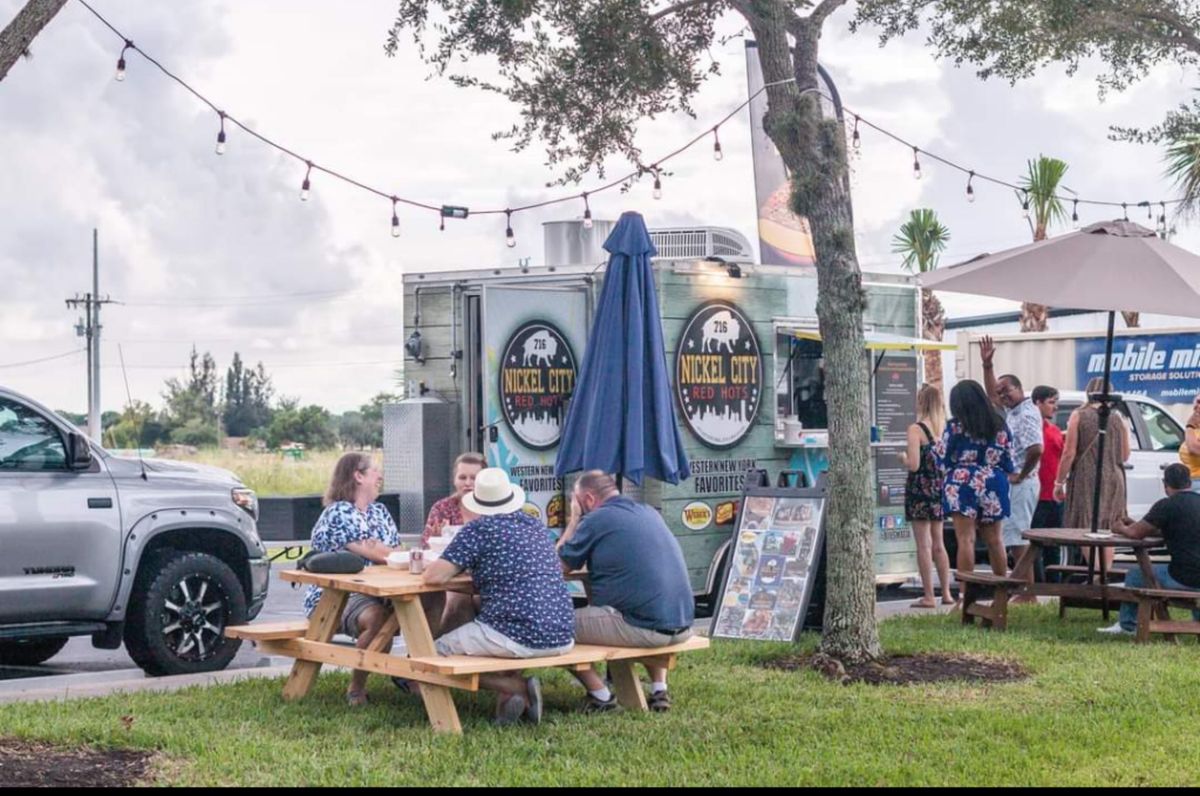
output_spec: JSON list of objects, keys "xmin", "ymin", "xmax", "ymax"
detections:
[{"xmin": 920, "ymin": 220, "xmax": 1200, "ymax": 536}]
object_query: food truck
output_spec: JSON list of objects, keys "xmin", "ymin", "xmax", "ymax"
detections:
[{"xmin": 387, "ymin": 219, "xmax": 942, "ymax": 603}]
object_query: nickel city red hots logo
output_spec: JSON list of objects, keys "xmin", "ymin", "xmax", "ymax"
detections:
[
  {"xmin": 675, "ymin": 300, "xmax": 762, "ymax": 449},
  {"xmin": 499, "ymin": 321, "xmax": 578, "ymax": 450}
]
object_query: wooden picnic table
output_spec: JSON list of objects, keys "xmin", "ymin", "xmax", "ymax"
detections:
[
  {"xmin": 1011, "ymin": 528, "xmax": 1164, "ymax": 620},
  {"xmin": 230, "ymin": 566, "xmax": 708, "ymax": 734}
]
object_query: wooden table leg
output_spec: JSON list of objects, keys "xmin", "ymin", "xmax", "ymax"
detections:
[
  {"xmin": 1135, "ymin": 550, "xmax": 1172, "ymax": 624},
  {"xmin": 282, "ymin": 588, "xmax": 348, "ymax": 701},
  {"xmin": 391, "ymin": 596, "xmax": 462, "ymax": 735},
  {"xmin": 609, "ymin": 659, "xmax": 648, "ymax": 712},
  {"xmin": 1010, "ymin": 542, "xmax": 1041, "ymax": 583},
  {"xmin": 1099, "ymin": 545, "xmax": 1110, "ymax": 621}
]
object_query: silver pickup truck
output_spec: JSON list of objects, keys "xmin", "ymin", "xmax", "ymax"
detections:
[{"xmin": 0, "ymin": 386, "xmax": 269, "ymax": 676}]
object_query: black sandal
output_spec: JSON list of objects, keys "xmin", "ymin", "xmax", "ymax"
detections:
[{"xmin": 647, "ymin": 689, "xmax": 671, "ymax": 713}]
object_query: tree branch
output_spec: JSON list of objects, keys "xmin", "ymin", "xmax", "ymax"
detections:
[
  {"xmin": 0, "ymin": 0, "xmax": 68, "ymax": 82},
  {"xmin": 809, "ymin": 0, "xmax": 848, "ymax": 27},
  {"xmin": 649, "ymin": 0, "xmax": 717, "ymax": 22}
]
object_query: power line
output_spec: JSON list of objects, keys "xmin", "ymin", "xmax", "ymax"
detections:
[
  {"xmin": 0, "ymin": 348, "xmax": 86, "ymax": 369},
  {"xmin": 73, "ymin": 0, "xmax": 1187, "ymax": 245}
]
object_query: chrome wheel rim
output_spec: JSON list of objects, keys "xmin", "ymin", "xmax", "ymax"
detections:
[{"xmin": 161, "ymin": 575, "xmax": 226, "ymax": 661}]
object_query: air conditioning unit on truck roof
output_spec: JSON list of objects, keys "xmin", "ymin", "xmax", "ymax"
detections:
[{"xmin": 648, "ymin": 226, "xmax": 755, "ymax": 263}]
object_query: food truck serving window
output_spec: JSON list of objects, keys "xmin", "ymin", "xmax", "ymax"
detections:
[{"xmin": 776, "ymin": 334, "xmax": 827, "ymax": 432}]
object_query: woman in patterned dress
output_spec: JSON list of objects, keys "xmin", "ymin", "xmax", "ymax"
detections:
[
  {"xmin": 304, "ymin": 452, "xmax": 401, "ymax": 707},
  {"xmin": 901, "ymin": 384, "xmax": 954, "ymax": 607},
  {"xmin": 937, "ymin": 380, "xmax": 1016, "ymax": 576}
]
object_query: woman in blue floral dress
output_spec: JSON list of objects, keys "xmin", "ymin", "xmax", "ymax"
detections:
[{"xmin": 937, "ymin": 380, "xmax": 1016, "ymax": 576}]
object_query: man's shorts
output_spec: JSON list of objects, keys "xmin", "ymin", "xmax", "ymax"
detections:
[
  {"xmin": 574, "ymin": 605, "xmax": 694, "ymax": 648},
  {"xmin": 435, "ymin": 620, "xmax": 574, "ymax": 659},
  {"xmin": 1002, "ymin": 476, "xmax": 1040, "ymax": 547},
  {"xmin": 340, "ymin": 594, "xmax": 390, "ymax": 639}
]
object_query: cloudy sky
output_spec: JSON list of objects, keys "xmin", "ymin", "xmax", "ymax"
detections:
[{"xmin": 2, "ymin": 0, "xmax": 1197, "ymax": 414}]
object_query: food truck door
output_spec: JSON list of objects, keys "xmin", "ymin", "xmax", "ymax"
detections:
[{"xmin": 480, "ymin": 285, "xmax": 590, "ymax": 531}]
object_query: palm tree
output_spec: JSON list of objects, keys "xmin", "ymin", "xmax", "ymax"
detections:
[
  {"xmin": 1167, "ymin": 133, "xmax": 1200, "ymax": 219},
  {"xmin": 892, "ymin": 209, "xmax": 950, "ymax": 391},
  {"xmin": 1016, "ymin": 156, "xmax": 1070, "ymax": 332}
]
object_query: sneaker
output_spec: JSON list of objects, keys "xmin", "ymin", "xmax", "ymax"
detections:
[
  {"xmin": 647, "ymin": 688, "xmax": 671, "ymax": 713},
  {"xmin": 494, "ymin": 694, "xmax": 528, "ymax": 727},
  {"xmin": 524, "ymin": 677, "xmax": 543, "ymax": 725},
  {"xmin": 1097, "ymin": 622, "xmax": 1134, "ymax": 635},
  {"xmin": 582, "ymin": 693, "xmax": 619, "ymax": 714},
  {"xmin": 391, "ymin": 677, "xmax": 418, "ymax": 695}
]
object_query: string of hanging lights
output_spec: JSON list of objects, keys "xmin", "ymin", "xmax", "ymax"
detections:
[{"xmin": 76, "ymin": 0, "xmax": 1184, "ymax": 245}]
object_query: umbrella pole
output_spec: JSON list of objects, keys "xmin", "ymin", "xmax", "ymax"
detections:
[{"xmin": 1089, "ymin": 311, "xmax": 1117, "ymax": 536}]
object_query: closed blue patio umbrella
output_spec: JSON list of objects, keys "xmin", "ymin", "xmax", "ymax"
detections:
[{"xmin": 555, "ymin": 211, "xmax": 690, "ymax": 485}]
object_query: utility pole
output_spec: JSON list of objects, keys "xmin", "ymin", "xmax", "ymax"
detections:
[{"xmin": 65, "ymin": 229, "xmax": 115, "ymax": 443}]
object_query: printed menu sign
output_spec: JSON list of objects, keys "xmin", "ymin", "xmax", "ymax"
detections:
[
  {"xmin": 873, "ymin": 356, "xmax": 918, "ymax": 443},
  {"xmin": 874, "ymin": 448, "xmax": 908, "ymax": 510},
  {"xmin": 713, "ymin": 494, "xmax": 826, "ymax": 642}
]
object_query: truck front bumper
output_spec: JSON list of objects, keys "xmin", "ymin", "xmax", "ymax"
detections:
[{"xmin": 247, "ymin": 556, "xmax": 271, "ymax": 620}]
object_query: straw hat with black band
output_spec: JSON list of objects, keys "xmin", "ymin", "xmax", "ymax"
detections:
[{"xmin": 461, "ymin": 467, "xmax": 527, "ymax": 517}]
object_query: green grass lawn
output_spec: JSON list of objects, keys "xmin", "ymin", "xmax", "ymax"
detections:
[{"xmin": 3, "ymin": 604, "xmax": 1198, "ymax": 786}]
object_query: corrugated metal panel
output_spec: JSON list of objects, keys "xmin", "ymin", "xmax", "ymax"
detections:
[
  {"xmin": 956, "ymin": 335, "xmax": 1078, "ymax": 392},
  {"xmin": 383, "ymin": 402, "xmax": 457, "ymax": 533}
]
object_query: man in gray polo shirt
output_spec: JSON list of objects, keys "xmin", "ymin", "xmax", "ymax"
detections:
[
  {"xmin": 981, "ymin": 336, "xmax": 1043, "ymax": 596},
  {"xmin": 558, "ymin": 471, "xmax": 695, "ymax": 713}
]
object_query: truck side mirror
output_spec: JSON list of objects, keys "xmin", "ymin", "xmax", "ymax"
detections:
[{"xmin": 68, "ymin": 432, "xmax": 93, "ymax": 470}]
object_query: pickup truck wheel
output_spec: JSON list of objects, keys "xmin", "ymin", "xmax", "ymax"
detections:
[
  {"xmin": 124, "ymin": 550, "xmax": 246, "ymax": 677},
  {"xmin": 0, "ymin": 636, "xmax": 69, "ymax": 667}
]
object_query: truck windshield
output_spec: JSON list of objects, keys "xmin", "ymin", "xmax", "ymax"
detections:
[{"xmin": 1133, "ymin": 401, "xmax": 1185, "ymax": 452}]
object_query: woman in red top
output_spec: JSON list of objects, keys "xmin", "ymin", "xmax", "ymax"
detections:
[
  {"xmin": 422, "ymin": 452, "xmax": 486, "ymax": 547},
  {"xmin": 421, "ymin": 452, "xmax": 486, "ymax": 633}
]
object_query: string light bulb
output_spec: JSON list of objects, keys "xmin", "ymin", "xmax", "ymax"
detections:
[
  {"xmin": 1158, "ymin": 202, "xmax": 1168, "ymax": 234},
  {"xmin": 581, "ymin": 193, "xmax": 593, "ymax": 230},
  {"xmin": 851, "ymin": 116, "xmax": 861, "ymax": 150},
  {"xmin": 712, "ymin": 128, "xmax": 723, "ymax": 162},
  {"xmin": 1021, "ymin": 191, "xmax": 1030, "ymax": 220},
  {"xmin": 505, "ymin": 210, "xmax": 516, "ymax": 248},
  {"xmin": 911, "ymin": 147, "xmax": 921, "ymax": 180},
  {"xmin": 965, "ymin": 171, "xmax": 975, "ymax": 203},
  {"xmin": 1072, "ymin": 199, "xmax": 1080, "ymax": 229},
  {"xmin": 391, "ymin": 197, "xmax": 400, "ymax": 238},
  {"xmin": 115, "ymin": 39, "xmax": 133, "ymax": 81},
  {"xmin": 300, "ymin": 161, "xmax": 312, "ymax": 202},
  {"xmin": 1122, "ymin": 202, "xmax": 1129, "ymax": 221},
  {"xmin": 215, "ymin": 111, "xmax": 226, "ymax": 155},
  {"xmin": 652, "ymin": 168, "xmax": 663, "ymax": 200}
]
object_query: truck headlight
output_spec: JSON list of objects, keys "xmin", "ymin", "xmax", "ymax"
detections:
[{"xmin": 232, "ymin": 488, "xmax": 258, "ymax": 519}]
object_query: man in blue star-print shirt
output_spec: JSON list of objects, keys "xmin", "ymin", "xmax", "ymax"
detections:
[{"xmin": 423, "ymin": 467, "xmax": 574, "ymax": 726}]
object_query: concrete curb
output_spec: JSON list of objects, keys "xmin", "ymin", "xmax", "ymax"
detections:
[{"xmin": 0, "ymin": 661, "xmax": 295, "ymax": 705}]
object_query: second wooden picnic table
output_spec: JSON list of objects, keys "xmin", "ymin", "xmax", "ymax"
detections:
[{"xmin": 1010, "ymin": 528, "xmax": 1164, "ymax": 619}]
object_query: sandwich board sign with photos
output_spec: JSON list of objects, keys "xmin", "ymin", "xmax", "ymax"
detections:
[{"xmin": 713, "ymin": 470, "xmax": 827, "ymax": 642}]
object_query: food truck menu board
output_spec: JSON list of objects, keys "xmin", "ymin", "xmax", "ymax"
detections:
[
  {"xmin": 713, "ymin": 477, "xmax": 827, "ymax": 642},
  {"xmin": 873, "ymin": 355, "xmax": 918, "ymax": 442}
]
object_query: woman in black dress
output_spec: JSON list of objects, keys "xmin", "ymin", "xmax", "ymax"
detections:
[{"xmin": 901, "ymin": 383, "xmax": 954, "ymax": 607}]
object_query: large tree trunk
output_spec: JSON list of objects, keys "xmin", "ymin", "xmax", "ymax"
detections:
[
  {"xmin": 744, "ymin": 6, "xmax": 881, "ymax": 664},
  {"xmin": 0, "ymin": 0, "xmax": 68, "ymax": 82},
  {"xmin": 921, "ymin": 288, "xmax": 945, "ymax": 392}
]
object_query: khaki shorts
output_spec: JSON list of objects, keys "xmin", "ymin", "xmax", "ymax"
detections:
[
  {"xmin": 435, "ymin": 620, "xmax": 574, "ymax": 659},
  {"xmin": 573, "ymin": 605, "xmax": 693, "ymax": 648},
  {"xmin": 340, "ymin": 594, "xmax": 390, "ymax": 639}
]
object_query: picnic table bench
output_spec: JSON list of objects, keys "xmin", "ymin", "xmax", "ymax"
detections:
[{"xmin": 226, "ymin": 567, "xmax": 709, "ymax": 733}]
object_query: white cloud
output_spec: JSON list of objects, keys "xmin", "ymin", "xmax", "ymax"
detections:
[{"xmin": 2, "ymin": 0, "xmax": 1197, "ymax": 414}]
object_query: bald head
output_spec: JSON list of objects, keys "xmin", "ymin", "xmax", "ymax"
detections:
[{"xmin": 574, "ymin": 470, "xmax": 620, "ymax": 515}]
